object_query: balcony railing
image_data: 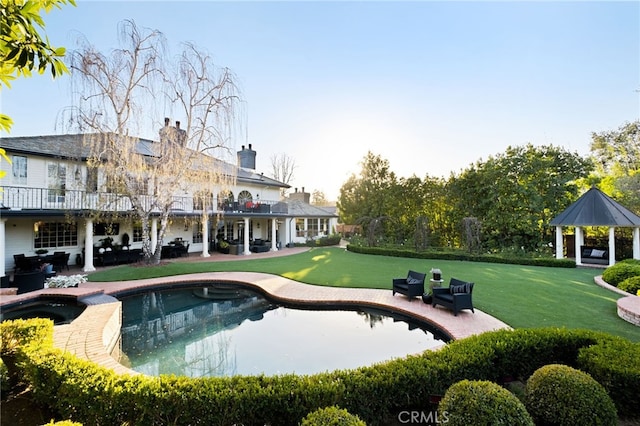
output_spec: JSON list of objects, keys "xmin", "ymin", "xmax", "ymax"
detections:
[{"xmin": 0, "ymin": 186, "xmax": 287, "ymax": 215}]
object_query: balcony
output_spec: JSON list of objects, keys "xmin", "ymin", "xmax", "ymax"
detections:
[{"xmin": 0, "ymin": 186, "xmax": 287, "ymax": 215}]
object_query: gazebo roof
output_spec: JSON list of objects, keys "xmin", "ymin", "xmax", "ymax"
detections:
[{"xmin": 550, "ymin": 187, "xmax": 640, "ymax": 227}]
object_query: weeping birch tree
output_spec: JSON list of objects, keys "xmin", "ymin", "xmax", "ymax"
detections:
[{"xmin": 67, "ymin": 20, "xmax": 241, "ymax": 264}]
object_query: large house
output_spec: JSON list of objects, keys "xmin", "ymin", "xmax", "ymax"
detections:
[{"xmin": 0, "ymin": 125, "xmax": 338, "ymax": 276}]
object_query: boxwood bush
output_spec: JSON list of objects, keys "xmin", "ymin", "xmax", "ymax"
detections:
[
  {"xmin": 577, "ymin": 337, "xmax": 640, "ymax": 417},
  {"xmin": 525, "ymin": 364, "xmax": 617, "ymax": 426},
  {"xmin": 601, "ymin": 260, "xmax": 640, "ymax": 286},
  {"xmin": 3, "ymin": 321, "xmax": 639, "ymax": 426},
  {"xmin": 300, "ymin": 406, "xmax": 366, "ymax": 425},
  {"xmin": 438, "ymin": 380, "xmax": 533, "ymax": 426},
  {"xmin": 617, "ymin": 276, "xmax": 640, "ymax": 295}
]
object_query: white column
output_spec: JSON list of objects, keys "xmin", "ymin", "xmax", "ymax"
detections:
[
  {"xmin": 151, "ymin": 218, "xmax": 158, "ymax": 255},
  {"xmin": 243, "ymin": 217, "xmax": 251, "ymax": 255},
  {"xmin": 633, "ymin": 227, "xmax": 640, "ymax": 260},
  {"xmin": 574, "ymin": 226, "xmax": 582, "ymax": 265},
  {"xmin": 83, "ymin": 218, "xmax": 96, "ymax": 272},
  {"xmin": 0, "ymin": 219, "xmax": 6, "ymax": 277},
  {"xmin": 271, "ymin": 218, "xmax": 278, "ymax": 251},
  {"xmin": 608, "ymin": 227, "xmax": 616, "ymax": 266},
  {"xmin": 555, "ymin": 226, "xmax": 563, "ymax": 259},
  {"xmin": 201, "ymin": 215, "xmax": 210, "ymax": 258}
]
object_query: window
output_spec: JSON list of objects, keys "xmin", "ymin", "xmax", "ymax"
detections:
[
  {"xmin": 34, "ymin": 222, "xmax": 78, "ymax": 249},
  {"xmin": 133, "ymin": 223, "xmax": 144, "ymax": 243},
  {"xmin": 12, "ymin": 155, "xmax": 27, "ymax": 185},
  {"xmin": 86, "ymin": 166, "xmax": 98, "ymax": 192},
  {"xmin": 192, "ymin": 221, "xmax": 203, "ymax": 243},
  {"xmin": 296, "ymin": 218, "xmax": 305, "ymax": 237},
  {"xmin": 319, "ymin": 218, "xmax": 329, "ymax": 233},
  {"xmin": 308, "ymin": 219, "xmax": 319, "ymax": 237},
  {"xmin": 47, "ymin": 162, "xmax": 66, "ymax": 203}
]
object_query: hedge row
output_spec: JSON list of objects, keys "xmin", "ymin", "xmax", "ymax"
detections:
[
  {"xmin": 346, "ymin": 245, "xmax": 577, "ymax": 268},
  {"xmin": 2, "ymin": 320, "xmax": 638, "ymax": 425}
]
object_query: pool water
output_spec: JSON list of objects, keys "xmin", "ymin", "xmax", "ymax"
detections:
[
  {"xmin": 0, "ymin": 299, "xmax": 87, "ymax": 325},
  {"xmin": 118, "ymin": 286, "xmax": 448, "ymax": 377}
]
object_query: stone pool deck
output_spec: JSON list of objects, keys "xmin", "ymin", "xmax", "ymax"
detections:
[{"xmin": 1, "ymin": 247, "xmax": 511, "ymax": 375}]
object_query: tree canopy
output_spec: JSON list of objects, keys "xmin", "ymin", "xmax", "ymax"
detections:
[
  {"xmin": 338, "ymin": 144, "xmax": 594, "ymax": 253},
  {"xmin": 0, "ymin": 0, "xmax": 75, "ymax": 132}
]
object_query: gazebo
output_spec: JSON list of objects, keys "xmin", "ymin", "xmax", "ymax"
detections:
[{"xmin": 550, "ymin": 187, "xmax": 640, "ymax": 266}]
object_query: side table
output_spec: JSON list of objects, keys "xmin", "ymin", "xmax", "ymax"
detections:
[{"xmin": 422, "ymin": 279, "xmax": 444, "ymax": 304}]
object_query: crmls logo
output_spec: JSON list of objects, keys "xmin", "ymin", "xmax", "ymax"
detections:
[{"xmin": 397, "ymin": 410, "xmax": 449, "ymax": 424}]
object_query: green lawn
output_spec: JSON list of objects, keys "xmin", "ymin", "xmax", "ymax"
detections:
[{"xmin": 88, "ymin": 247, "xmax": 640, "ymax": 342}]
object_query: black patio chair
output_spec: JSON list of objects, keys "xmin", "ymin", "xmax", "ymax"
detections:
[{"xmin": 14, "ymin": 271, "xmax": 46, "ymax": 294}]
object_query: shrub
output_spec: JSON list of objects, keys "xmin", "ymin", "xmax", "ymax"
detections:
[
  {"xmin": 525, "ymin": 364, "xmax": 617, "ymax": 426},
  {"xmin": 577, "ymin": 338, "xmax": 640, "ymax": 418},
  {"xmin": 438, "ymin": 380, "xmax": 533, "ymax": 426},
  {"xmin": 4, "ymin": 320, "xmax": 637, "ymax": 426},
  {"xmin": 601, "ymin": 262, "xmax": 640, "ymax": 286},
  {"xmin": 300, "ymin": 406, "xmax": 366, "ymax": 425},
  {"xmin": 618, "ymin": 275, "xmax": 640, "ymax": 295}
]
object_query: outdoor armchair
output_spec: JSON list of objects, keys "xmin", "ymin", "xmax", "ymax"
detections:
[
  {"xmin": 392, "ymin": 270, "xmax": 426, "ymax": 300},
  {"xmin": 431, "ymin": 277, "xmax": 474, "ymax": 316}
]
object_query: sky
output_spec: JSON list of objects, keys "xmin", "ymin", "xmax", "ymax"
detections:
[{"xmin": 2, "ymin": 0, "xmax": 639, "ymax": 201}]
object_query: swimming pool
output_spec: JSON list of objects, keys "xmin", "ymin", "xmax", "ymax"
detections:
[
  {"xmin": 117, "ymin": 285, "xmax": 449, "ymax": 376},
  {"xmin": 0, "ymin": 298, "xmax": 87, "ymax": 325}
]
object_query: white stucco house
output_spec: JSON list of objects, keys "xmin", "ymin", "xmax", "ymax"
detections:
[{"xmin": 0, "ymin": 126, "xmax": 338, "ymax": 276}]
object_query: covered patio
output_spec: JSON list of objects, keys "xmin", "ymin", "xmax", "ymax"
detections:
[{"xmin": 550, "ymin": 187, "xmax": 640, "ymax": 266}]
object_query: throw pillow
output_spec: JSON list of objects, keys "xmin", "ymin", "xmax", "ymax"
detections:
[
  {"xmin": 450, "ymin": 284, "xmax": 466, "ymax": 294},
  {"xmin": 407, "ymin": 277, "xmax": 422, "ymax": 285},
  {"xmin": 590, "ymin": 249, "xmax": 605, "ymax": 258}
]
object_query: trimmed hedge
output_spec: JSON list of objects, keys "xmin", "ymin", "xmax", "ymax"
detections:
[
  {"xmin": 439, "ymin": 380, "xmax": 533, "ymax": 426},
  {"xmin": 601, "ymin": 261, "xmax": 640, "ymax": 286},
  {"xmin": 300, "ymin": 406, "xmax": 366, "ymax": 425},
  {"xmin": 618, "ymin": 276, "xmax": 640, "ymax": 295},
  {"xmin": 577, "ymin": 337, "xmax": 640, "ymax": 417},
  {"xmin": 2, "ymin": 321, "xmax": 639, "ymax": 426},
  {"xmin": 346, "ymin": 244, "xmax": 577, "ymax": 268},
  {"xmin": 525, "ymin": 364, "xmax": 617, "ymax": 426}
]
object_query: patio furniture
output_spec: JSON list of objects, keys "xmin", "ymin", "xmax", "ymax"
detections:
[
  {"xmin": 392, "ymin": 270, "xmax": 426, "ymax": 300},
  {"xmin": 431, "ymin": 278, "xmax": 475, "ymax": 316},
  {"xmin": 1, "ymin": 275, "xmax": 10, "ymax": 288},
  {"xmin": 14, "ymin": 271, "xmax": 46, "ymax": 294},
  {"xmin": 14, "ymin": 254, "xmax": 39, "ymax": 273},
  {"xmin": 52, "ymin": 251, "xmax": 70, "ymax": 271}
]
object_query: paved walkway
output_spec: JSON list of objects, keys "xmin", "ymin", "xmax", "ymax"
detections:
[{"xmin": 2, "ymin": 246, "xmax": 511, "ymax": 374}]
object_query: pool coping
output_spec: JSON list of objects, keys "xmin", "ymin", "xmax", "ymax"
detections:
[{"xmin": 45, "ymin": 271, "xmax": 511, "ymax": 376}]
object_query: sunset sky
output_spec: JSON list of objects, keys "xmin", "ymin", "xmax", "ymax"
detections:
[{"xmin": 3, "ymin": 1, "xmax": 639, "ymax": 200}]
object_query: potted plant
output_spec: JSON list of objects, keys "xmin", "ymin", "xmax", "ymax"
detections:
[
  {"xmin": 35, "ymin": 249, "xmax": 49, "ymax": 257},
  {"xmin": 218, "ymin": 240, "xmax": 230, "ymax": 254}
]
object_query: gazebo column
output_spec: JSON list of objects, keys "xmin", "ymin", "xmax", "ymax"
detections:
[
  {"xmin": 608, "ymin": 227, "xmax": 616, "ymax": 266},
  {"xmin": 633, "ymin": 227, "xmax": 640, "ymax": 260},
  {"xmin": 555, "ymin": 226, "xmax": 564, "ymax": 259},
  {"xmin": 574, "ymin": 226, "xmax": 583, "ymax": 265}
]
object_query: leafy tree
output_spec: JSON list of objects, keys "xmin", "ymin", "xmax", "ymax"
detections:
[
  {"xmin": 337, "ymin": 152, "xmax": 397, "ymax": 235},
  {"xmin": 67, "ymin": 20, "xmax": 241, "ymax": 264},
  {"xmin": 311, "ymin": 189, "xmax": 329, "ymax": 206},
  {"xmin": 448, "ymin": 144, "xmax": 593, "ymax": 251},
  {"xmin": 589, "ymin": 120, "xmax": 640, "ymax": 213},
  {"xmin": 0, "ymin": 0, "xmax": 75, "ymax": 132}
]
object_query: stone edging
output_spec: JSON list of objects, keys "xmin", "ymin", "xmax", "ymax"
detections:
[{"xmin": 594, "ymin": 275, "xmax": 640, "ymax": 327}]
